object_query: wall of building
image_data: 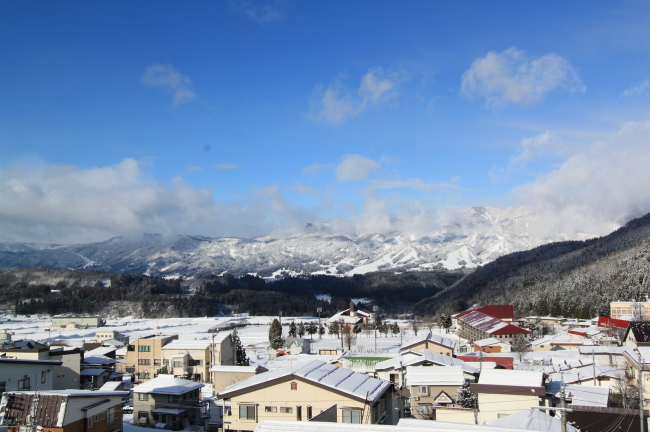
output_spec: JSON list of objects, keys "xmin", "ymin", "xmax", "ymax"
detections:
[
  {"xmin": 50, "ymin": 350, "xmax": 81, "ymax": 390},
  {"xmin": 0, "ymin": 363, "xmax": 55, "ymax": 392},
  {"xmin": 213, "ymin": 372, "xmax": 256, "ymax": 394},
  {"xmin": 125, "ymin": 335, "xmax": 178, "ymax": 382},
  {"xmin": 133, "ymin": 391, "xmax": 201, "ymax": 427},
  {"xmin": 477, "ymin": 393, "xmax": 540, "ymax": 422},
  {"xmin": 52, "ymin": 317, "xmax": 102, "ymax": 328},
  {"xmin": 405, "ymin": 341, "xmax": 452, "ymax": 357},
  {"xmin": 163, "ymin": 348, "xmax": 210, "ymax": 382}
]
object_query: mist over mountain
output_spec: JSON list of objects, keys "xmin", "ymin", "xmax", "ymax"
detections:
[{"xmin": 0, "ymin": 206, "xmax": 593, "ymax": 277}]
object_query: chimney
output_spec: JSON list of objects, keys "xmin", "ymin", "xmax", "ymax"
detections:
[{"xmin": 350, "ymin": 302, "xmax": 356, "ymax": 317}]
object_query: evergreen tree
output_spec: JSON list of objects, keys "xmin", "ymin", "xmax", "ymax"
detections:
[
  {"xmin": 353, "ymin": 323, "xmax": 362, "ymax": 336},
  {"xmin": 440, "ymin": 314, "xmax": 452, "ymax": 333},
  {"xmin": 288, "ymin": 321, "xmax": 297, "ymax": 337},
  {"xmin": 329, "ymin": 321, "xmax": 340, "ymax": 338},
  {"xmin": 306, "ymin": 322, "xmax": 318, "ymax": 338},
  {"xmin": 231, "ymin": 329, "xmax": 250, "ymax": 366},
  {"xmin": 456, "ymin": 381, "xmax": 477, "ymax": 408},
  {"xmin": 297, "ymin": 321, "xmax": 306, "ymax": 338},
  {"xmin": 269, "ymin": 319, "xmax": 283, "ymax": 349},
  {"xmin": 391, "ymin": 322, "xmax": 400, "ymax": 336}
]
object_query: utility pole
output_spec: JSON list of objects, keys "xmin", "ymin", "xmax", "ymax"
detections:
[
  {"xmin": 593, "ymin": 350, "xmax": 596, "ymax": 387},
  {"xmin": 560, "ymin": 372, "xmax": 567, "ymax": 432},
  {"xmin": 279, "ymin": 311, "xmax": 282, "ymax": 337},
  {"xmin": 373, "ymin": 306, "xmax": 379, "ymax": 354},
  {"xmin": 640, "ymin": 353, "xmax": 645, "ymax": 432},
  {"xmin": 317, "ymin": 308, "xmax": 322, "ymax": 340}
]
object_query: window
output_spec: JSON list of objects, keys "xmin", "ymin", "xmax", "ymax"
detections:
[
  {"xmin": 163, "ymin": 359, "xmax": 170, "ymax": 366},
  {"xmin": 18, "ymin": 378, "xmax": 30, "ymax": 391},
  {"xmin": 88, "ymin": 417, "xmax": 94, "ymax": 428},
  {"xmin": 154, "ymin": 359, "xmax": 161, "ymax": 366},
  {"xmin": 0, "ymin": 382, "xmax": 5, "ymax": 395},
  {"xmin": 168, "ymin": 395, "xmax": 179, "ymax": 403},
  {"xmin": 138, "ymin": 359, "xmax": 151, "ymax": 365},
  {"xmin": 173, "ymin": 361, "xmax": 184, "ymax": 368},
  {"xmin": 290, "ymin": 381, "xmax": 297, "ymax": 390},
  {"xmin": 189, "ymin": 359, "xmax": 203, "ymax": 366},
  {"xmin": 342, "ymin": 410, "xmax": 361, "ymax": 424},
  {"xmin": 138, "ymin": 345, "xmax": 151, "ymax": 352},
  {"xmin": 101, "ymin": 412, "xmax": 106, "ymax": 419},
  {"xmin": 297, "ymin": 406, "xmax": 302, "ymax": 421},
  {"xmin": 95, "ymin": 414, "xmax": 100, "ymax": 422},
  {"xmin": 107, "ymin": 407, "xmax": 117, "ymax": 425},
  {"xmin": 138, "ymin": 393, "xmax": 149, "ymax": 401},
  {"xmin": 239, "ymin": 405, "xmax": 255, "ymax": 420},
  {"xmin": 280, "ymin": 407, "xmax": 292, "ymax": 413},
  {"xmin": 265, "ymin": 407, "xmax": 277, "ymax": 413},
  {"xmin": 420, "ymin": 386, "xmax": 428, "ymax": 395},
  {"xmin": 307, "ymin": 406, "xmax": 312, "ymax": 420},
  {"xmin": 41, "ymin": 371, "xmax": 47, "ymax": 384}
]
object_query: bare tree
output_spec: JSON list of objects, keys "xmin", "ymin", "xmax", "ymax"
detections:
[
  {"xmin": 511, "ymin": 335, "xmax": 531, "ymax": 364},
  {"xmin": 342, "ymin": 324, "xmax": 357, "ymax": 350},
  {"xmin": 610, "ymin": 369, "xmax": 639, "ymax": 408},
  {"xmin": 411, "ymin": 320, "xmax": 420, "ymax": 336}
]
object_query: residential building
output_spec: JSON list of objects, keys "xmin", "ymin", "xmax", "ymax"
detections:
[
  {"xmin": 211, "ymin": 331, "xmax": 237, "ymax": 367},
  {"xmin": 211, "ymin": 365, "xmax": 268, "ymax": 393},
  {"xmin": 623, "ymin": 321, "xmax": 650, "ymax": 348},
  {"xmin": 374, "ymin": 350, "xmax": 477, "ymax": 387},
  {"xmin": 623, "ymin": 347, "xmax": 650, "ymax": 401},
  {"xmin": 610, "ymin": 299, "xmax": 650, "ymax": 320},
  {"xmin": 328, "ymin": 302, "xmax": 372, "ymax": 325},
  {"xmin": 0, "ymin": 340, "xmax": 82, "ymax": 390},
  {"xmin": 546, "ymin": 382, "xmax": 609, "ymax": 408},
  {"xmin": 400, "ymin": 333, "xmax": 456, "ymax": 357},
  {"xmin": 95, "ymin": 329, "xmax": 129, "ymax": 345},
  {"xmin": 579, "ymin": 346, "xmax": 626, "ymax": 368},
  {"xmin": 470, "ymin": 369, "xmax": 547, "ymax": 422},
  {"xmin": 407, "ymin": 366, "xmax": 465, "ymax": 419},
  {"xmin": 0, "ymin": 389, "xmax": 128, "ymax": 432},
  {"xmin": 51, "ymin": 315, "xmax": 105, "ymax": 328},
  {"xmin": 471, "ymin": 338, "xmax": 511, "ymax": 353},
  {"xmin": 456, "ymin": 311, "xmax": 531, "ymax": 343},
  {"xmin": 455, "ymin": 305, "xmax": 515, "ymax": 323},
  {"xmin": 80, "ymin": 368, "xmax": 112, "ymax": 390},
  {"xmin": 0, "ymin": 358, "xmax": 61, "ymax": 394},
  {"xmin": 132, "ymin": 375, "xmax": 206, "ymax": 430},
  {"xmin": 125, "ymin": 334, "xmax": 179, "ymax": 382},
  {"xmin": 162, "ymin": 339, "xmax": 213, "ymax": 382},
  {"xmin": 281, "ymin": 338, "xmax": 311, "ymax": 355},
  {"xmin": 217, "ymin": 359, "xmax": 393, "ymax": 430}
]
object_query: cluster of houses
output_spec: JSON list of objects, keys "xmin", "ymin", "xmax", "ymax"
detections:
[{"xmin": 2, "ymin": 303, "xmax": 650, "ymax": 432}]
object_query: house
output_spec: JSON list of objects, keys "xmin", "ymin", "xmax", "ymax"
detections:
[
  {"xmin": 217, "ymin": 359, "xmax": 393, "ymax": 430},
  {"xmin": 456, "ymin": 311, "xmax": 531, "ymax": 343},
  {"xmin": 623, "ymin": 321, "xmax": 650, "ymax": 348},
  {"xmin": 0, "ymin": 339, "xmax": 82, "ymax": 390},
  {"xmin": 211, "ymin": 365, "xmax": 268, "ymax": 393},
  {"xmin": 0, "ymin": 389, "xmax": 128, "ymax": 432},
  {"xmin": 406, "ymin": 366, "xmax": 466, "ymax": 419},
  {"xmin": 162, "ymin": 338, "xmax": 213, "ymax": 382},
  {"xmin": 546, "ymin": 382, "xmax": 610, "ymax": 408},
  {"xmin": 456, "ymin": 353, "xmax": 514, "ymax": 369},
  {"xmin": 125, "ymin": 334, "xmax": 179, "ymax": 382},
  {"xmin": 400, "ymin": 333, "xmax": 456, "ymax": 357},
  {"xmin": 328, "ymin": 302, "xmax": 372, "ymax": 325},
  {"xmin": 281, "ymin": 338, "xmax": 311, "ymax": 355},
  {"xmin": 547, "ymin": 362, "xmax": 622, "ymax": 388},
  {"xmin": 622, "ymin": 347, "xmax": 650, "ymax": 401},
  {"xmin": 51, "ymin": 315, "xmax": 104, "ymax": 328},
  {"xmin": 375, "ymin": 350, "xmax": 477, "ymax": 387},
  {"xmin": 471, "ymin": 338, "xmax": 511, "ymax": 353},
  {"xmin": 0, "ymin": 358, "xmax": 61, "ymax": 393},
  {"xmin": 80, "ymin": 368, "xmax": 113, "ymax": 390},
  {"xmin": 95, "ymin": 329, "xmax": 129, "ymax": 345},
  {"xmin": 470, "ymin": 369, "xmax": 546, "ymax": 422},
  {"xmin": 211, "ymin": 331, "xmax": 237, "ymax": 367},
  {"xmin": 132, "ymin": 374, "xmax": 206, "ymax": 430}
]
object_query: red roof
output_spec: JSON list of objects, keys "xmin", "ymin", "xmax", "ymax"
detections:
[
  {"xmin": 455, "ymin": 305, "xmax": 514, "ymax": 321},
  {"xmin": 457, "ymin": 311, "xmax": 531, "ymax": 336},
  {"xmin": 457, "ymin": 355, "xmax": 513, "ymax": 369},
  {"xmin": 568, "ymin": 329, "xmax": 587, "ymax": 336},
  {"xmin": 597, "ymin": 316, "xmax": 630, "ymax": 330}
]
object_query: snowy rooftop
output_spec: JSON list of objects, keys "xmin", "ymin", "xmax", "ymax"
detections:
[
  {"xmin": 458, "ymin": 311, "xmax": 530, "ymax": 335},
  {"xmin": 162, "ymin": 339, "xmax": 212, "ymax": 350},
  {"xmin": 375, "ymin": 350, "xmax": 476, "ymax": 374},
  {"xmin": 472, "ymin": 337, "xmax": 503, "ymax": 347},
  {"xmin": 478, "ymin": 369, "xmax": 543, "ymax": 387},
  {"xmin": 83, "ymin": 354, "xmax": 116, "ymax": 365},
  {"xmin": 406, "ymin": 365, "xmax": 465, "ymax": 386},
  {"xmin": 86, "ymin": 346, "xmax": 117, "ymax": 357},
  {"xmin": 485, "ymin": 409, "xmax": 579, "ymax": 432},
  {"xmin": 218, "ymin": 359, "xmax": 390, "ymax": 402},
  {"xmin": 133, "ymin": 374, "xmax": 204, "ymax": 395},
  {"xmin": 210, "ymin": 365, "xmax": 259, "ymax": 373},
  {"xmin": 257, "ymin": 418, "xmax": 531, "ymax": 431},
  {"xmin": 546, "ymin": 382, "xmax": 609, "ymax": 407},
  {"xmin": 402, "ymin": 333, "xmax": 456, "ymax": 350},
  {"xmin": 579, "ymin": 346, "xmax": 624, "ymax": 355}
]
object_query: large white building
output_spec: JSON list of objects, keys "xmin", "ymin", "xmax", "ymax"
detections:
[{"xmin": 610, "ymin": 299, "xmax": 650, "ymax": 320}]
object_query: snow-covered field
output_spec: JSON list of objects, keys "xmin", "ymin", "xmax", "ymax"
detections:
[{"xmin": 0, "ymin": 313, "xmax": 463, "ymax": 367}]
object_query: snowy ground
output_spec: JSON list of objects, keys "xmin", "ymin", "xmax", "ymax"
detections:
[{"xmin": 0, "ymin": 313, "xmax": 463, "ymax": 367}]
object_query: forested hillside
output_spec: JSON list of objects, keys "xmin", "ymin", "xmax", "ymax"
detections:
[{"xmin": 415, "ymin": 212, "xmax": 650, "ymax": 318}]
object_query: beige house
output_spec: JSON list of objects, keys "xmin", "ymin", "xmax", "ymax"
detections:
[
  {"xmin": 125, "ymin": 334, "xmax": 179, "ymax": 382},
  {"xmin": 400, "ymin": 333, "xmax": 456, "ymax": 357},
  {"xmin": 211, "ymin": 365, "xmax": 268, "ymax": 393},
  {"xmin": 610, "ymin": 299, "xmax": 650, "ymax": 320},
  {"xmin": 217, "ymin": 360, "xmax": 393, "ymax": 430},
  {"xmin": 162, "ymin": 339, "xmax": 213, "ymax": 382},
  {"xmin": 95, "ymin": 329, "xmax": 129, "ymax": 345},
  {"xmin": 406, "ymin": 366, "xmax": 466, "ymax": 419},
  {"xmin": 470, "ymin": 369, "xmax": 547, "ymax": 422},
  {"xmin": 212, "ymin": 332, "xmax": 237, "ymax": 367},
  {"xmin": 623, "ymin": 347, "xmax": 650, "ymax": 402}
]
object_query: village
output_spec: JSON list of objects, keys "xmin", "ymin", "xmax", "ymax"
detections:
[{"xmin": 1, "ymin": 300, "xmax": 650, "ymax": 432}]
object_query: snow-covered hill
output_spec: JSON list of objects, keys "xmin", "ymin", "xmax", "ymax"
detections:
[{"xmin": 0, "ymin": 207, "xmax": 592, "ymax": 277}]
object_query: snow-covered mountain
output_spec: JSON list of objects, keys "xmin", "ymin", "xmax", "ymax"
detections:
[{"xmin": 0, "ymin": 207, "xmax": 592, "ymax": 277}]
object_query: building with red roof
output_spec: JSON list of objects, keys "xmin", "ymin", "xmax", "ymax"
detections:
[
  {"xmin": 454, "ymin": 305, "xmax": 514, "ymax": 322},
  {"xmin": 457, "ymin": 310, "xmax": 531, "ymax": 343}
]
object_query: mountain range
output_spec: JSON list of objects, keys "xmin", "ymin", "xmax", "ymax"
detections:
[{"xmin": 0, "ymin": 207, "xmax": 592, "ymax": 278}]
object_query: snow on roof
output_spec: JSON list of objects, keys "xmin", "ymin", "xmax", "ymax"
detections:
[
  {"xmin": 210, "ymin": 365, "xmax": 258, "ymax": 373},
  {"xmin": 263, "ymin": 354, "xmax": 342, "ymax": 371},
  {"xmin": 579, "ymin": 346, "xmax": 624, "ymax": 355},
  {"xmin": 132, "ymin": 374, "xmax": 204, "ymax": 395},
  {"xmin": 86, "ymin": 346, "xmax": 117, "ymax": 357},
  {"xmin": 547, "ymin": 363, "xmax": 623, "ymax": 384},
  {"xmin": 9, "ymin": 389, "xmax": 128, "ymax": 397},
  {"xmin": 406, "ymin": 366, "xmax": 465, "ymax": 386},
  {"xmin": 545, "ymin": 382, "xmax": 609, "ymax": 407},
  {"xmin": 625, "ymin": 347, "xmax": 650, "ymax": 364},
  {"xmin": 83, "ymin": 354, "xmax": 116, "ymax": 365},
  {"xmin": 115, "ymin": 347, "xmax": 127, "ymax": 356},
  {"xmin": 397, "ymin": 418, "xmax": 531, "ymax": 431},
  {"xmin": 478, "ymin": 369, "xmax": 543, "ymax": 387},
  {"xmin": 472, "ymin": 338, "xmax": 503, "ymax": 347},
  {"xmin": 218, "ymin": 359, "xmax": 390, "ymax": 403},
  {"xmin": 458, "ymin": 311, "xmax": 530, "ymax": 335},
  {"xmin": 80, "ymin": 368, "xmax": 110, "ymax": 376},
  {"xmin": 402, "ymin": 333, "xmax": 456, "ymax": 350},
  {"xmin": 257, "ymin": 419, "xmax": 530, "ymax": 432},
  {"xmin": 485, "ymin": 409, "xmax": 579, "ymax": 432},
  {"xmin": 162, "ymin": 339, "xmax": 211, "ymax": 350},
  {"xmin": 375, "ymin": 350, "xmax": 476, "ymax": 374},
  {"xmin": 99, "ymin": 381, "xmax": 124, "ymax": 391},
  {"xmin": 102, "ymin": 339, "xmax": 124, "ymax": 346},
  {"xmin": 172, "ymin": 353, "xmax": 188, "ymax": 358},
  {"xmin": 152, "ymin": 408, "xmax": 187, "ymax": 415}
]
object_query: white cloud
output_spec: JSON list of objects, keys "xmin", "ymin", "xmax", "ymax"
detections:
[
  {"xmin": 335, "ymin": 154, "xmax": 381, "ymax": 182},
  {"xmin": 368, "ymin": 178, "xmax": 463, "ymax": 192},
  {"xmin": 309, "ymin": 67, "xmax": 402, "ymax": 124},
  {"xmin": 141, "ymin": 64, "xmax": 196, "ymax": 106},
  {"xmin": 622, "ymin": 79, "xmax": 650, "ymax": 97},
  {"xmin": 517, "ymin": 120, "xmax": 650, "ymax": 237},
  {"xmin": 185, "ymin": 166, "xmax": 204, "ymax": 172},
  {"xmin": 511, "ymin": 130, "xmax": 565, "ymax": 165},
  {"xmin": 301, "ymin": 163, "xmax": 331, "ymax": 175},
  {"xmin": 461, "ymin": 47, "xmax": 585, "ymax": 107},
  {"xmin": 230, "ymin": 0, "xmax": 287, "ymax": 23},
  {"xmin": 213, "ymin": 163, "xmax": 240, "ymax": 170}
]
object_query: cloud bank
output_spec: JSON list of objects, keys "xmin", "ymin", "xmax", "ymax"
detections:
[
  {"xmin": 461, "ymin": 47, "xmax": 585, "ymax": 107},
  {"xmin": 141, "ymin": 64, "xmax": 196, "ymax": 106}
]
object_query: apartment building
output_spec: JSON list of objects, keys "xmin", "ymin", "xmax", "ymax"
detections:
[
  {"xmin": 95, "ymin": 329, "xmax": 129, "ymax": 345},
  {"xmin": 162, "ymin": 339, "xmax": 212, "ymax": 382},
  {"xmin": 456, "ymin": 311, "xmax": 531, "ymax": 343},
  {"xmin": 125, "ymin": 334, "xmax": 179, "ymax": 382},
  {"xmin": 610, "ymin": 299, "xmax": 650, "ymax": 320}
]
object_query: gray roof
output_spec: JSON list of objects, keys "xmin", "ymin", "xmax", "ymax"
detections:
[
  {"xmin": 402, "ymin": 333, "xmax": 457, "ymax": 350},
  {"xmin": 375, "ymin": 350, "xmax": 476, "ymax": 374},
  {"xmin": 218, "ymin": 359, "xmax": 390, "ymax": 403}
]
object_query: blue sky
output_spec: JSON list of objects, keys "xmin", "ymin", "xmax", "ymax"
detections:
[{"xmin": 1, "ymin": 1, "xmax": 650, "ymax": 244}]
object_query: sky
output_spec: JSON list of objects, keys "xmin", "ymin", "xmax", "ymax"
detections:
[{"xmin": 1, "ymin": 1, "xmax": 650, "ymax": 244}]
